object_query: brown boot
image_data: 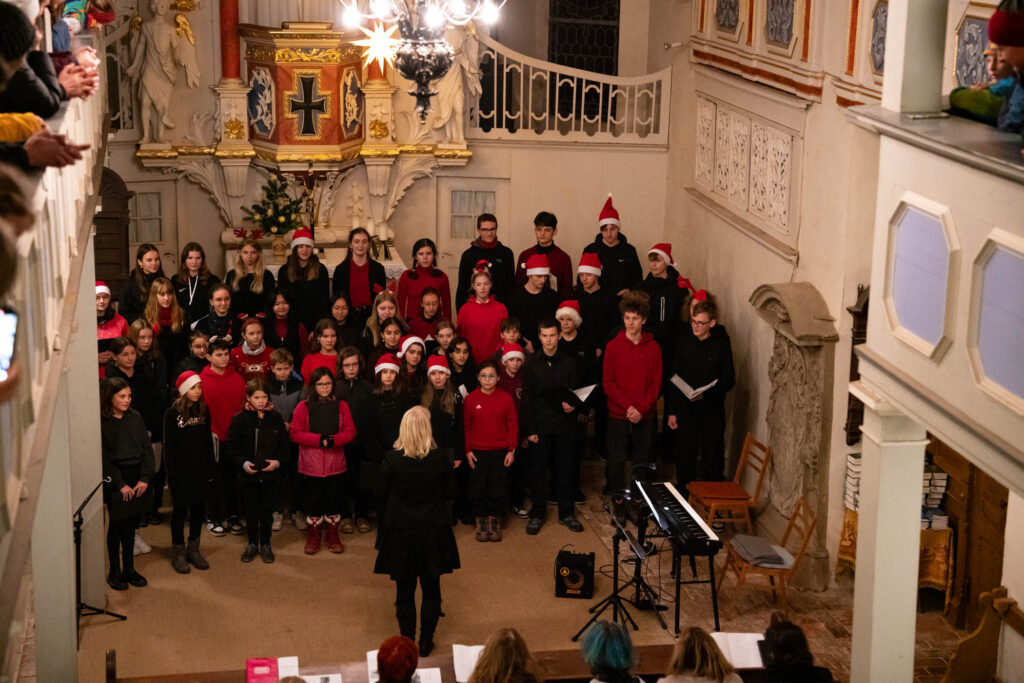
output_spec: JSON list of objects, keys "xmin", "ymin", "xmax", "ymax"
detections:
[
  {"xmin": 487, "ymin": 515, "xmax": 501, "ymax": 542},
  {"xmin": 475, "ymin": 517, "xmax": 488, "ymax": 542},
  {"xmin": 325, "ymin": 515, "xmax": 345, "ymax": 554},
  {"xmin": 303, "ymin": 518, "xmax": 322, "ymax": 555}
]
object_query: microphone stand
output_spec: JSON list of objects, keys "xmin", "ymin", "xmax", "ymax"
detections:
[
  {"xmin": 572, "ymin": 504, "xmax": 640, "ymax": 640},
  {"xmin": 75, "ymin": 478, "xmax": 126, "ymax": 646}
]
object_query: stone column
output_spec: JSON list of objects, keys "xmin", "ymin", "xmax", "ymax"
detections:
[
  {"xmin": 213, "ymin": 0, "xmax": 253, "ymax": 197},
  {"xmin": 849, "ymin": 380, "xmax": 929, "ymax": 683},
  {"xmin": 360, "ymin": 62, "xmax": 399, "ymax": 237},
  {"xmin": 880, "ymin": 0, "xmax": 948, "ymax": 114},
  {"xmin": 220, "ymin": 0, "xmax": 241, "ymax": 82}
]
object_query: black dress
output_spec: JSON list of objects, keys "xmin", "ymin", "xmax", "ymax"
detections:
[
  {"xmin": 374, "ymin": 448, "xmax": 460, "ymax": 580},
  {"xmin": 162, "ymin": 406, "xmax": 215, "ymax": 505},
  {"xmin": 101, "ymin": 409, "xmax": 156, "ymax": 521}
]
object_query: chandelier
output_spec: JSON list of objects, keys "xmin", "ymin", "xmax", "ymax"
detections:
[{"xmin": 341, "ymin": 0, "xmax": 503, "ymax": 119}]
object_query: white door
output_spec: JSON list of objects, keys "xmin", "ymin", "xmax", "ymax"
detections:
[
  {"xmin": 436, "ymin": 177, "xmax": 510, "ymax": 297},
  {"xmin": 127, "ymin": 180, "xmax": 179, "ymax": 275}
]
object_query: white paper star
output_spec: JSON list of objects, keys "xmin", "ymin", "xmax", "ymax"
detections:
[{"xmin": 354, "ymin": 22, "xmax": 401, "ymax": 73}]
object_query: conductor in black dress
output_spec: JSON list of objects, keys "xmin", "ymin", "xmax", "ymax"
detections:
[{"xmin": 375, "ymin": 406, "xmax": 460, "ymax": 657}]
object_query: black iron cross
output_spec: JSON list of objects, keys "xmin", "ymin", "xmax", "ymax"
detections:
[{"xmin": 289, "ymin": 75, "xmax": 327, "ymax": 136}]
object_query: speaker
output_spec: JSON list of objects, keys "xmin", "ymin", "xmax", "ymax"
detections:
[{"xmin": 555, "ymin": 547, "xmax": 594, "ymax": 599}]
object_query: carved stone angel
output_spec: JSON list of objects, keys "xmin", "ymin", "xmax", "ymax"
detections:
[
  {"xmin": 128, "ymin": 0, "xmax": 201, "ymax": 143},
  {"xmin": 431, "ymin": 24, "xmax": 482, "ymax": 146}
]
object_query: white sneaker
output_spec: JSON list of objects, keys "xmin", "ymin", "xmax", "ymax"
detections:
[
  {"xmin": 133, "ymin": 532, "xmax": 152, "ymax": 556},
  {"xmin": 272, "ymin": 511, "xmax": 283, "ymax": 532}
]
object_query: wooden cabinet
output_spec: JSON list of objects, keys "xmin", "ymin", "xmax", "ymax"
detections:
[{"xmin": 928, "ymin": 436, "xmax": 1009, "ymax": 631}]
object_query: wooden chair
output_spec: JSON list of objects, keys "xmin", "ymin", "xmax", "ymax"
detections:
[
  {"xmin": 717, "ymin": 495, "xmax": 817, "ymax": 617},
  {"xmin": 687, "ymin": 432, "xmax": 771, "ymax": 533}
]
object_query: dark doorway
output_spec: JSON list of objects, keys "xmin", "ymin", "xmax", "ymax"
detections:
[{"xmin": 94, "ymin": 168, "xmax": 132, "ymax": 296}]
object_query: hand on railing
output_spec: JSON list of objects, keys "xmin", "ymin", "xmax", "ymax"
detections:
[
  {"xmin": 23, "ymin": 128, "xmax": 89, "ymax": 168},
  {"xmin": 59, "ymin": 63, "xmax": 98, "ymax": 100}
]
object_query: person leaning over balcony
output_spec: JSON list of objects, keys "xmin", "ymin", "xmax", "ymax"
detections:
[
  {"xmin": 989, "ymin": 0, "xmax": 1024, "ymax": 158},
  {"xmin": 582, "ymin": 195, "xmax": 642, "ymax": 298},
  {"xmin": 456, "ymin": 213, "xmax": 516, "ymax": 306},
  {"xmin": 0, "ymin": 161, "xmax": 33, "ymax": 405},
  {"xmin": 515, "ymin": 212, "xmax": 574, "ymax": 298}
]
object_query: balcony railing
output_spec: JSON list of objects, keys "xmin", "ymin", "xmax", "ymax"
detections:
[{"xmin": 470, "ymin": 35, "xmax": 671, "ymax": 145}]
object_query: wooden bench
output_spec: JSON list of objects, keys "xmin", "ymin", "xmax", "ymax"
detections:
[{"xmin": 942, "ymin": 586, "xmax": 1024, "ymax": 683}]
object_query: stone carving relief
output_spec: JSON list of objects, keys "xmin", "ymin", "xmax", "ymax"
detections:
[
  {"xmin": 955, "ymin": 18, "xmax": 990, "ymax": 87},
  {"xmin": 247, "ymin": 66, "xmax": 275, "ymax": 138},
  {"xmin": 870, "ymin": 1, "xmax": 888, "ymax": 74},
  {"xmin": 695, "ymin": 98, "xmax": 716, "ymax": 188},
  {"xmin": 749, "ymin": 122, "xmax": 791, "ymax": 229},
  {"xmin": 715, "ymin": 0, "xmax": 740, "ymax": 31},
  {"xmin": 432, "ymin": 25, "xmax": 482, "ymax": 146},
  {"xmin": 765, "ymin": 0, "xmax": 795, "ymax": 46},
  {"xmin": 713, "ymin": 109, "xmax": 750, "ymax": 204}
]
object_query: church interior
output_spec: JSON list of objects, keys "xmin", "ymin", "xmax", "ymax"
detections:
[{"xmin": 1, "ymin": 0, "xmax": 1024, "ymax": 682}]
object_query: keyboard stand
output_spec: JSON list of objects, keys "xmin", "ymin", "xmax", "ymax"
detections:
[{"xmin": 669, "ymin": 541, "xmax": 721, "ymax": 633}]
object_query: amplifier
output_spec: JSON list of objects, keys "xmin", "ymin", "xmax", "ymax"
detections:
[{"xmin": 555, "ymin": 547, "xmax": 594, "ymax": 599}]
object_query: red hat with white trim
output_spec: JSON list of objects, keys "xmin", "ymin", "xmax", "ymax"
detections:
[
  {"xmin": 96, "ymin": 281, "xmax": 111, "ymax": 296},
  {"xmin": 599, "ymin": 194, "xmax": 620, "ymax": 227},
  {"xmin": 525, "ymin": 253, "xmax": 551, "ymax": 276},
  {"xmin": 990, "ymin": 1, "xmax": 1024, "ymax": 47},
  {"xmin": 578, "ymin": 252, "xmax": 602, "ymax": 276},
  {"xmin": 426, "ymin": 354, "xmax": 450, "ymax": 375},
  {"xmin": 648, "ymin": 243, "xmax": 674, "ymax": 266},
  {"xmin": 398, "ymin": 334, "xmax": 425, "ymax": 358},
  {"xmin": 501, "ymin": 343, "xmax": 524, "ymax": 364},
  {"xmin": 375, "ymin": 353, "xmax": 400, "ymax": 374},
  {"xmin": 291, "ymin": 227, "xmax": 314, "ymax": 249},
  {"xmin": 176, "ymin": 370, "xmax": 201, "ymax": 396},
  {"xmin": 555, "ymin": 299, "xmax": 582, "ymax": 326}
]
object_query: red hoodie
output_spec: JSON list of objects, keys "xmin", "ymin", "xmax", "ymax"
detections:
[
  {"xmin": 456, "ymin": 297, "xmax": 508, "ymax": 364},
  {"xmin": 464, "ymin": 387, "xmax": 518, "ymax": 453},
  {"xmin": 602, "ymin": 330, "xmax": 662, "ymax": 420},
  {"xmin": 200, "ymin": 364, "xmax": 246, "ymax": 441},
  {"xmin": 397, "ymin": 266, "xmax": 453, "ymax": 321}
]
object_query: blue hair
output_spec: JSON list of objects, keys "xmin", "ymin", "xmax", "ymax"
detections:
[{"xmin": 580, "ymin": 621, "xmax": 636, "ymax": 678}]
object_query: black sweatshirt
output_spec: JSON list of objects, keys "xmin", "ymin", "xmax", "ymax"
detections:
[
  {"xmin": 665, "ymin": 325, "xmax": 735, "ymax": 419},
  {"xmin": 507, "ymin": 286, "xmax": 559, "ymax": 349},
  {"xmin": 101, "ymin": 409, "xmax": 155, "ymax": 490},
  {"xmin": 226, "ymin": 408, "xmax": 291, "ymax": 482},
  {"xmin": 522, "ymin": 348, "xmax": 580, "ymax": 436}
]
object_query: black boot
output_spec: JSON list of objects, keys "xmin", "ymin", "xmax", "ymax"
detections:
[
  {"xmin": 396, "ymin": 601, "xmax": 417, "ymax": 640},
  {"xmin": 419, "ymin": 599, "xmax": 442, "ymax": 656}
]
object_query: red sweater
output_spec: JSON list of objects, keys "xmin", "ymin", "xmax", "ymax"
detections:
[
  {"xmin": 300, "ymin": 352, "xmax": 338, "ymax": 384},
  {"xmin": 397, "ymin": 266, "xmax": 453, "ymax": 321},
  {"xmin": 515, "ymin": 244, "xmax": 574, "ymax": 297},
  {"xmin": 200, "ymin": 364, "xmax": 246, "ymax": 440},
  {"xmin": 456, "ymin": 298, "xmax": 509, "ymax": 364},
  {"xmin": 602, "ymin": 330, "xmax": 662, "ymax": 420},
  {"xmin": 464, "ymin": 387, "xmax": 518, "ymax": 453},
  {"xmin": 230, "ymin": 343, "xmax": 274, "ymax": 381},
  {"xmin": 289, "ymin": 399, "xmax": 357, "ymax": 477},
  {"xmin": 408, "ymin": 313, "xmax": 440, "ymax": 342}
]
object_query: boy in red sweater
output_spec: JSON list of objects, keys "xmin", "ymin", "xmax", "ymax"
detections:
[
  {"xmin": 515, "ymin": 211, "xmax": 574, "ymax": 297},
  {"xmin": 230, "ymin": 317, "xmax": 274, "ymax": 380},
  {"xmin": 201, "ymin": 336, "xmax": 247, "ymax": 535},
  {"xmin": 463, "ymin": 360, "xmax": 518, "ymax": 542},
  {"xmin": 602, "ymin": 291, "xmax": 661, "ymax": 494}
]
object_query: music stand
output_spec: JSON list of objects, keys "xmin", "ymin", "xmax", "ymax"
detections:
[{"xmin": 75, "ymin": 479, "xmax": 126, "ymax": 646}]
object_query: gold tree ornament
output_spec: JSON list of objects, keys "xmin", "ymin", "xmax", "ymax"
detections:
[{"xmin": 354, "ymin": 22, "xmax": 401, "ymax": 73}]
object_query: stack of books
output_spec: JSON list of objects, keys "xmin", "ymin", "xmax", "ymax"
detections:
[
  {"xmin": 844, "ymin": 452, "xmax": 862, "ymax": 512},
  {"xmin": 922, "ymin": 507, "xmax": 949, "ymax": 530},
  {"xmin": 920, "ymin": 463, "xmax": 950, "ymax": 530}
]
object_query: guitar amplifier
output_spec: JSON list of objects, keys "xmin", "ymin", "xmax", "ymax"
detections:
[{"xmin": 555, "ymin": 547, "xmax": 594, "ymax": 599}]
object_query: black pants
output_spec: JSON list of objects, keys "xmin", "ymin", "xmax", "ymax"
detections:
[
  {"xmin": 242, "ymin": 479, "xmax": 275, "ymax": 545},
  {"xmin": 150, "ymin": 451, "xmax": 166, "ymax": 517},
  {"xmin": 530, "ymin": 431, "xmax": 575, "ymax": 519},
  {"xmin": 468, "ymin": 449, "xmax": 508, "ymax": 517},
  {"xmin": 170, "ymin": 500, "xmax": 205, "ymax": 544},
  {"xmin": 303, "ymin": 473, "xmax": 342, "ymax": 518},
  {"xmin": 340, "ymin": 448, "xmax": 371, "ymax": 519},
  {"xmin": 106, "ymin": 516, "xmax": 137, "ymax": 575},
  {"xmin": 278, "ymin": 442, "xmax": 301, "ymax": 513},
  {"xmin": 209, "ymin": 442, "xmax": 239, "ymax": 522},
  {"xmin": 509, "ymin": 443, "xmax": 530, "ymax": 508},
  {"xmin": 674, "ymin": 411, "xmax": 726, "ymax": 490},
  {"xmin": 606, "ymin": 417, "xmax": 655, "ymax": 493}
]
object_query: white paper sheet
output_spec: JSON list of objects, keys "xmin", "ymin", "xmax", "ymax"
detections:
[
  {"xmin": 452, "ymin": 644, "xmax": 484, "ymax": 683},
  {"xmin": 709, "ymin": 632, "xmax": 764, "ymax": 669}
]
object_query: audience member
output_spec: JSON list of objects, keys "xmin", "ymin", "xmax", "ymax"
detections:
[
  {"xmin": 376, "ymin": 635, "xmax": 419, "ymax": 683},
  {"xmin": 658, "ymin": 627, "xmax": 740, "ymax": 683},
  {"xmin": 456, "ymin": 212, "xmax": 515, "ymax": 306},
  {"xmin": 464, "ymin": 360, "xmax": 517, "ymax": 542},
  {"xmin": 397, "ymin": 237, "xmax": 453, "ymax": 320},
  {"xmin": 223, "ymin": 239, "xmax": 274, "ymax": 319},
  {"xmin": 332, "ymin": 226, "xmax": 387, "ymax": 328},
  {"xmin": 119, "ymin": 243, "xmax": 166, "ymax": 324},
  {"xmin": 508, "ymin": 254, "xmax": 559, "ymax": 353},
  {"xmin": 172, "ymin": 242, "xmax": 220, "ymax": 325},
  {"xmin": 375, "ymin": 407, "xmax": 460, "ymax": 656},
  {"xmin": 161, "ymin": 370, "xmax": 213, "ymax": 574},
  {"xmin": 516, "ymin": 211, "xmax": 573, "ymax": 297},
  {"xmin": 989, "ymin": 2, "xmax": 1024, "ymax": 157},
  {"xmin": 581, "ymin": 196, "xmax": 641, "ymax": 297},
  {"xmin": 457, "ymin": 265, "xmax": 508, "ymax": 364},
  {"xmin": 469, "ymin": 627, "xmax": 544, "ymax": 683},
  {"xmin": 580, "ymin": 620, "xmax": 642, "ymax": 683},
  {"xmin": 762, "ymin": 613, "xmax": 834, "ymax": 683},
  {"xmin": 277, "ymin": 228, "xmax": 330, "ymax": 329}
]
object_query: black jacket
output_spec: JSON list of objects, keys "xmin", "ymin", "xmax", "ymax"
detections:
[
  {"xmin": 332, "ymin": 257, "xmax": 387, "ymax": 307},
  {"xmin": 226, "ymin": 408, "xmax": 290, "ymax": 482},
  {"xmin": 337, "ymin": 377, "xmax": 375, "ymax": 449},
  {"xmin": 162, "ymin": 404, "xmax": 215, "ymax": 503},
  {"xmin": 428, "ymin": 394, "xmax": 464, "ymax": 454},
  {"xmin": 507, "ymin": 286, "xmax": 559, "ymax": 349},
  {"xmin": 666, "ymin": 325, "xmax": 735, "ymax": 419},
  {"xmin": 456, "ymin": 239, "xmax": 516, "ymax": 306},
  {"xmin": 378, "ymin": 448, "xmax": 456, "ymax": 530},
  {"xmin": 0, "ymin": 52, "xmax": 64, "ymax": 118},
  {"xmin": 224, "ymin": 269, "xmax": 275, "ymax": 318},
  {"xmin": 172, "ymin": 273, "xmax": 221, "ymax": 325},
  {"xmin": 118, "ymin": 270, "xmax": 163, "ymax": 324},
  {"xmin": 638, "ymin": 266, "xmax": 684, "ymax": 357},
  {"xmin": 154, "ymin": 323, "xmax": 189, "ymax": 372},
  {"xmin": 523, "ymin": 348, "xmax": 581, "ymax": 436},
  {"xmin": 101, "ymin": 409, "xmax": 155, "ymax": 490},
  {"xmin": 581, "ymin": 232, "xmax": 642, "ymax": 296},
  {"xmin": 194, "ymin": 309, "xmax": 243, "ymax": 344},
  {"xmin": 277, "ymin": 262, "xmax": 331, "ymax": 330},
  {"xmin": 574, "ymin": 283, "xmax": 620, "ymax": 354},
  {"xmin": 105, "ymin": 365, "xmax": 163, "ymax": 440},
  {"xmin": 366, "ymin": 389, "xmax": 414, "ymax": 461},
  {"xmin": 559, "ymin": 333, "xmax": 599, "ymax": 386},
  {"xmin": 173, "ymin": 355, "xmax": 208, "ymax": 380}
]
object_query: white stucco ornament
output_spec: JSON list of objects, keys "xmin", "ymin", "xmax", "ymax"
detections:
[{"xmin": 431, "ymin": 24, "xmax": 482, "ymax": 146}]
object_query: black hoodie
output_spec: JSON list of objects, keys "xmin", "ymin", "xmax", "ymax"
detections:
[
  {"xmin": 665, "ymin": 324, "xmax": 735, "ymax": 418},
  {"xmin": 638, "ymin": 266, "xmax": 684, "ymax": 356},
  {"xmin": 582, "ymin": 232, "xmax": 642, "ymax": 296},
  {"xmin": 455, "ymin": 238, "xmax": 516, "ymax": 306}
]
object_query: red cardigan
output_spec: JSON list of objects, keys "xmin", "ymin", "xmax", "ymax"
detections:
[
  {"xmin": 464, "ymin": 387, "xmax": 518, "ymax": 453},
  {"xmin": 397, "ymin": 266, "xmax": 453, "ymax": 321},
  {"xmin": 289, "ymin": 399, "xmax": 357, "ymax": 477},
  {"xmin": 602, "ymin": 330, "xmax": 662, "ymax": 420},
  {"xmin": 456, "ymin": 298, "xmax": 509, "ymax": 364}
]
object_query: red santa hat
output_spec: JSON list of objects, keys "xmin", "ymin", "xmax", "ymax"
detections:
[
  {"xmin": 95, "ymin": 281, "xmax": 111, "ymax": 296},
  {"xmin": 555, "ymin": 300, "xmax": 582, "ymax": 326},
  {"xmin": 524, "ymin": 253, "xmax": 551, "ymax": 276},
  {"xmin": 397, "ymin": 334, "xmax": 424, "ymax": 358},
  {"xmin": 375, "ymin": 353, "xmax": 400, "ymax": 374},
  {"xmin": 648, "ymin": 243, "xmax": 674, "ymax": 266},
  {"xmin": 501, "ymin": 343, "xmax": 524, "ymax": 364},
  {"xmin": 426, "ymin": 354, "xmax": 451, "ymax": 375},
  {"xmin": 290, "ymin": 227, "xmax": 315, "ymax": 249},
  {"xmin": 990, "ymin": 1, "xmax": 1024, "ymax": 47},
  {"xmin": 578, "ymin": 252, "xmax": 602, "ymax": 276},
  {"xmin": 599, "ymin": 194, "xmax": 620, "ymax": 227},
  {"xmin": 175, "ymin": 371, "xmax": 201, "ymax": 396}
]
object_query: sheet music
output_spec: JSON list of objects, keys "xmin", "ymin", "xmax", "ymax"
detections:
[
  {"xmin": 572, "ymin": 384, "xmax": 597, "ymax": 403},
  {"xmin": 368, "ymin": 651, "xmax": 442, "ymax": 683},
  {"xmin": 452, "ymin": 644, "xmax": 484, "ymax": 683},
  {"xmin": 710, "ymin": 632, "xmax": 764, "ymax": 669},
  {"xmin": 301, "ymin": 675, "xmax": 342, "ymax": 683},
  {"xmin": 458, "ymin": 384, "xmax": 469, "ymax": 399},
  {"xmin": 663, "ymin": 482, "xmax": 719, "ymax": 541},
  {"xmin": 670, "ymin": 373, "xmax": 718, "ymax": 400}
]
